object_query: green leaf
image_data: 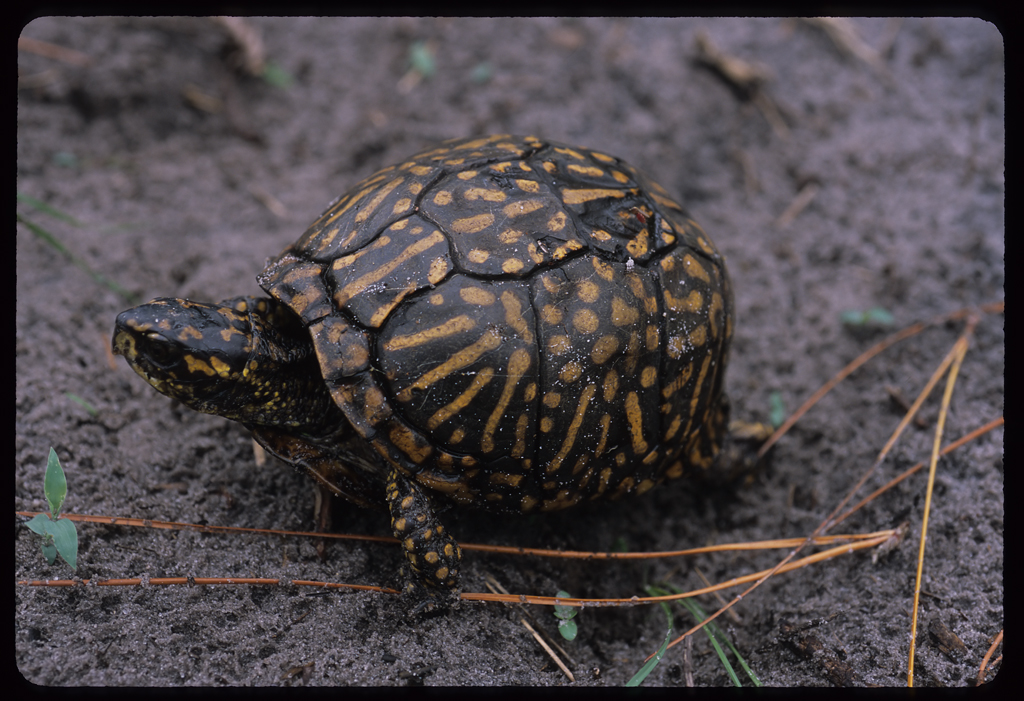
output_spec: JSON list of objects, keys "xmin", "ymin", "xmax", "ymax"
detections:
[
  {"xmin": 262, "ymin": 61, "xmax": 293, "ymax": 88},
  {"xmin": 769, "ymin": 391, "xmax": 786, "ymax": 428},
  {"xmin": 25, "ymin": 513, "xmax": 53, "ymax": 536},
  {"xmin": 409, "ymin": 41, "xmax": 436, "ymax": 78},
  {"xmin": 46, "ymin": 517, "xmax": 79, "ymax": 571},
  {"xmin": 554, "ymin": 590, "xmax": 580, "ymax": 640},
  {"xmin": 65, "ymin": 392, "xmax": 99, "ymax": 416},
  {"xmin": 627, "ymin": 600, "xmax": 673, "ymax": 686},
  {"xmin": 44, "ymin": 448, "xmax": 67, "ymax": 518},
  {"xmin": 557, "ymin": 618, "xmax": 578, "ymax": 641},
  {"xmin": 40, "ymin": 540, "xmax": 58, "ymax": 566},
  {"xmin": 17, "ymin": 192, "xmax": 83, "ymax": 225}
]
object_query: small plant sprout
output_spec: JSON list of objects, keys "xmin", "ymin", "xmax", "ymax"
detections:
[
  {"xmin": 553, "ymin": 590, "xmax": 579, "ymax": 641},
  {"xmin": 25, "ymin": 448, "xmax": 79, "ymax": 571}
]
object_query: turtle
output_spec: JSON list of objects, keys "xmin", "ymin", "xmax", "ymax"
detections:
[{"xmin": 112, "ymin": 134, "xmax": 736, "ymax": 612}]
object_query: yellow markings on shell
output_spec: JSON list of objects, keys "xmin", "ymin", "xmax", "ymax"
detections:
[
  {"xmin": 184, "ymin": 355, "xmax": 216, "ymax": 377},
  {"xmin": 646, "ymin": 324, "xmax": 659, "ymax": 350},
  {"xmin": 567, "ymin": 164, "xmax": 605, "ymax": 177},
  {"xmin": 665, "ymin": 461, "xmax": 684, "ymax": 479},
  {"xmin": 611, "ymin": 297, "xmax": 639, "ymax": 327},
  {"xmin": 515, "ymin": 179, "xmax": 539, "ymax": 193},
  {"xmin": 502, "ymin": 258, "xmax": 524, "ymax": 274},
  {"xmin": 540, "ymin": 417, "xmax": 554, "ymax": 433},
  {"xmin": 541, "ymin": 304, "xmax": 563, "ymax": 325},
  {"xmin": 468, "ymin": 249, "xmax": 490, "ymax": 263},
  {"xmin": 465, "ymin": 187, "xmax": 507, "ymax": 202},
  {"xmin": 460, "ymin": 286, "xmax": 497, "ymax": 306},
  {"xmin": 363, "ymin": 384, "xmax": 390, "ymax": 425},
  {"xmin": 449, "ymin": 426, "xmax": 466, "ymax": 444},
  {"xmin": 591, "ymin": 256, "xmax": 615, "ymax": 281},
  {"xmin": 456, "ymin": 170, "xmax": 479, "ymax": 180},
  {"xmin": 636, "ymin": 478, "xmax": 656, "ymax": 496},
  {"xmin": 576, "ymin": 280, "xmax": 600, "ymax": 303},
  {"xmin": 589, "ymin": 151, "xmax": 615, "ymax": 164},
  {"xmin": 489, "ymin": 472, "xmax": 524, "ymax": 487},
  {"xmin": 353, "ymin": 177, "xmax": 404, "ymax": 225},
  {"xmin": 547, "ymin": 211, "xmax": 567, "ymax": 231},
  {"xmin": 499, "ymin": 228, "xmax": 524, "ymax": 244},
  {"xmin": 368, "ymin": 279, "xmax": 419, "ymax": 328},
  {"xmin": 546, "ymin": 383, "xmax": 596, "ymax": 474},
  {"xmin": 333, "ymin": 230, "xmax": 446, "ymax": 306},
  {"xmin": 388, "ymin": 424, "xmax": 432, "ymax": 464},
  {"xmin": 590, "ymin": 334, "xmax": 619, "ymax": 364},
  {"xmin": 641, "ymin": 365, "xmax": 658, "ymax": 388},
  {"xmin": 625, "ymin": 391, "xmax": 648, "ymax": 454},
  {"xmin": 547, "ymin": 335, "xmax": 572, "ymax": 355},
  {"xmin": 524, "ymin": 383, "xmax": 537, "ymax": 401},
  {"xmin": 513, "ymin": 414, "xmax": 529, "ymax": 458},
  {"xmin": 451, "ymin": 213, "xmax": 495, "ymax": 234},
  {"xmin": 602, "ymin": 369, "xmax": 619, "ymax": 402},
  {"xmin": 572, "ymin": 308, "xmax": 599, "ymax": 334},
  {"xmin": 383, "ymin": 314, "xmax": 475, "ymax": 351},
  {"xmin": 396, "ymin": 328, "xmax": 502, "ymax": 402},
  {"xmin": 428, "ymin": 257, "xmax": 449, "ymax": 284},
  {"xmin": 554, "ymin": 146, "xmax": 585, "ymax": 160},
  {"xmin": 562, "ymin": 188, "xmax": 626, "ymax": 205},
  {"xmin": 689, "ymin": 355, "xmax": 712, "ymax": 417},
  {"xmin": 627, "ymin": 274, "xmax": 658, "ymax": 314},
  {"xmin": 481, "ymin": 348, "xmax": 531, "ymax": 453},
  {"xmin": 543, "ymin": 392, "xmax": 561, "ymax": 408},
  {"xmin": 596, "ymin": 413, "xmax": 611, "ymax": 456},
  {"xmin": 664, "ymin": 413, "xmax": 683, "ymax": 441},
  {"xmin": 709, "ymin": 291, "xmax": 724, "ymax": 336},
  {"xmin": 559, "ymin": 361, "xmax": 582, "ymax": 383},
  {"xmin": 662, "ymin": 360, "xmax": 694, "ymax": 400},
  {"xmin": 666, "ymin": 335, "xmax": 686, "ymax": 360},
  {"xmin": 521, "ymin": 494, "xmax": 539, "ymax": 512},
  {"xmin": 433, "ymin": 190, "xmax": 453, "ymax": 206},
  {"xmin": 611, "ymin": 170, "xmax": 630, "ymax": 183},
  {"xmin": 503, "ymin": 199, "xmax": 544, "ymax": 217},
  {"xmin": 501, "ymin": 291, "xmax": 534, "ymax": 342},
  {"xmin": 392, "ymin": 198, "xmax": 412, "ymax": 215},
  {"xmin": 427, "ymin": 367, "xmax": 495, "ymax": 430},
  {"xmin": 688, "ymin": 325, "xmax": 707, "ymax": 348},
  {"xmin": 681, "ymin": 253, "xmax": 710, "ymax": 284},
  {"xmin": 626, "ymin": 232, "xmax": 649, "ymax": 258}
]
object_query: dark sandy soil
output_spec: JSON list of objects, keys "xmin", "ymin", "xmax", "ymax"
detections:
[{"xmin": 16, "ymin": 17, "xmax": 1003, "ymax": 686}]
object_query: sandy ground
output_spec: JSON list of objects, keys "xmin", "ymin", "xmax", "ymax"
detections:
[{"xmin": 16, "ymin": 17, "xmax": 1003, "ymax": 686}]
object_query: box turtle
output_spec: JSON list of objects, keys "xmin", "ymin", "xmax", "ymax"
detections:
[{"xmin": 113, "ymin": 134, "xmax": 734, "ymax": 611}]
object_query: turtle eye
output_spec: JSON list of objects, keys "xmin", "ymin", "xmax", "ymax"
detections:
[{"xmin": 142, "ymin": 333, "xmax": 179, "ymax": 368}]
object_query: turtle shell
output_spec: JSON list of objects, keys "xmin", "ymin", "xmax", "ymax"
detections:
[{"xmin": 257, "ymin": 134, "xmax": 732, "ymax": 514}]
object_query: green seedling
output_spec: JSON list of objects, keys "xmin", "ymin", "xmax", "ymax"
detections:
[
  {"xmin": 553, "ymin": 590, "xmax": 579, "ymax": 641},
  {"xmin": 25, "ymin": 448, "xmax": 79, "ymax": 571}
]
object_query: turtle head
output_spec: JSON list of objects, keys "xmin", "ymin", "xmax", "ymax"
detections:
[
  {"xmin": 113, "ymin": 298, "xmax": 256, "ymax": 416},
  {"xmin": 114, "ymin": 296, "xmax": 338, "ymax": 430}
]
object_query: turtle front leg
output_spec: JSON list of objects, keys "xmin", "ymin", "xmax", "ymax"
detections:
[{"xmin": 385, "ymin": 466, "xmax": 463, "ymax": 613}]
